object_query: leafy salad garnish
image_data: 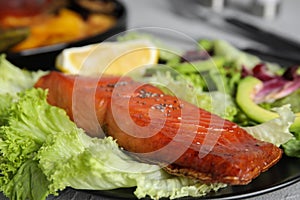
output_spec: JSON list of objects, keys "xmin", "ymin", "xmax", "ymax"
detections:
[
  {"xmin": 0, "ymin": 56, "xmax": 225, "ymax": 199},
  {"xmin": 0, "ymin": 32, "xmax": 300, "ymax": 200},
  {"xmin": 119, "ymin": 33, "xmax": 299, "ymax": 155}
]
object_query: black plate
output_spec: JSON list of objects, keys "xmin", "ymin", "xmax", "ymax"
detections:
[
  {"xmin": 39, "ymin": 154, "xmax": 300, "ymax": 200},
  {"xmin": 4, "ymin": 0, "xmax": 127, "ymax": 71},
  {"xmin": 1, "ymin": 28, "xmax": 300, "ymax": 200},
  {"xmin": 0, "ymin": 155, "xmax": 298, "ymax": 200},
  {"xmin": 50, "ymin": 34, "xmax": 300, "ymax": 199},
  {"xmin": 73, "ymin": 155, "xmax": 299, "ymax": 200},
  {"xmin": 64, "ymin": 30, "xmax": 300, "ymax": 199}
]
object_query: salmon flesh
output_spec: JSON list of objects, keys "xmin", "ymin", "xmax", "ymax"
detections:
[{"xmin": 34, "ymin": 71, "xmax": 282, "ymax": 185}]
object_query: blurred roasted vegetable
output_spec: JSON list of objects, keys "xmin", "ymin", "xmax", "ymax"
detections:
[
  {"xmin": 73, "ymin": 0, "xmax": 116, "ymax": 14},
  {"xmin": 0, "ymin": 28, "xmax": 29, "ymax": 52},
  {"xmin": 0, "ymin": 0, "xmax": 117, "ymax": 52}
]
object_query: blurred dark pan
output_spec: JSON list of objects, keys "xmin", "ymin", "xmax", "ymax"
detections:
[{"xmin": 4, "ymin": 0, "xmax": 127, "ymax": 71}]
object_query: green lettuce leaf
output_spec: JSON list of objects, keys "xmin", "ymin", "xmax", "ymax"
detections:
[
  {"xmin": 2, "ymin": 159, "xmax": 50, "ymax": 200},
  {"xmin": 0, "ymin": 54, "xmax": 47, "ymax": 96},
  {"xmin": 0, "ymin": 93, "xmax": 13, "ymax": 125},
  {"xmin": 0, "ymin": 88, "xmax": 76, "ymax": 198},
  {"xmin": 282, "ymin": 130, "xmax": 300, "ymax": 158},
  {"xmin": 134, "ymin": 172, "xmax": 225, "ymax": 199},
  {"xmin": 212, "ymin": 40, "xmax": 281, "ymax": 72},
  {"xmin": 213, "ymin": 40, "xmax": 260, "ymax": 69},
  {"xmin": 138, "ymin": 71, "xmax": 237, "ymax": 120},
  {"xmin": 243, "ymin": 105, "xmax": 295, "ymax": 146},
  {"xmin": 38, "ymin": 133, "xmax": 226, "ymax": 199},
  {"xmin": 38, "ymin": 134, "xmax": 160, "ymax": 192}
]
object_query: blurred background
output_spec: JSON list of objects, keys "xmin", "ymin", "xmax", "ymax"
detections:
[
  {"xmin": 1, "ymin": 0, "xmax": 300, "ymax": 69},
  {"xmin": 120, "ymin": 0, "xmax": 300, "ymax": 45}
]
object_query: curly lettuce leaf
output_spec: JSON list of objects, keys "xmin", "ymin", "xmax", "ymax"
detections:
[
  {"xmin": 0, "ymin": 54, "xmax": 47, "ymax": 96},
  {"xmin": 0, "ymin": 88, "xmax": 78, "ymax": 199},
  {"xmin": 2, "ymin": 160, "xmax": 50, "ymax": 200},
  {"xmin": 243, "ymin": 105, "xmax": 295, "ymax": 146},
  {"xmin": 134, "ymin": 172, "xmax": 225, "ymax": 199},
  {"xmin": 0, "ymin": 93, "xmax": 13, "ymax": 125},
  {"xmin": 38, "ymin": 134, "xmax": 226, "ymax": 199},
  {"xmin": 38, "ymin": 134, "xmax": 160, "ymax": 192}
]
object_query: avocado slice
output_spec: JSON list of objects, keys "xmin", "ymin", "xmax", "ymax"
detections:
[{"xmin": 236, "ymin": 76, "xmax": 300, "ymax": 132}]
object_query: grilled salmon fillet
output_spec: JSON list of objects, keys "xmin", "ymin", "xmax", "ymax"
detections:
[{"xmin": 35, "ymin": 71, "xmax": 282, "ymax": 185}]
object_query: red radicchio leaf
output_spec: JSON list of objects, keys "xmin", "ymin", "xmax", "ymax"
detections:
[
  {"xmin": 242, "ymin": 64, "xmax": 300, "ymax": 103},
  {"xmin": 242, "ymin": 63, "xmax": 275, "ymax": 81}
]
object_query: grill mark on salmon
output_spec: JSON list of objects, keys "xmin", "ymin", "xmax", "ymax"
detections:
[{"xmin": 34, "ymin": 71, "xmax": 282, "ymax": 185}]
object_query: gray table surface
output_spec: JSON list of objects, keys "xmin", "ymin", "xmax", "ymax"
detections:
[{"xmin": 1, "ymin": 0, "xmax": 299, "ymax": 200}]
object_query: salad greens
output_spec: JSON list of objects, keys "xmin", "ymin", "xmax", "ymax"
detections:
[
  {"xmin": 243, "ymin": 105, "xmax": 294, "ymax": 147},
  {"xmin": 1, "ymin": 32, "xmax": 300, "ymax": 200},
  {"xmin": 0, "ymin": 54, "xmax": 47, "ymax": 96},
  {"xmin": 0, "ymin": 56, "xmax": 225, "ymax": 200},
  {"xmin": 120, "ymin": 33, "xmax": 299, "ymax": 156}
]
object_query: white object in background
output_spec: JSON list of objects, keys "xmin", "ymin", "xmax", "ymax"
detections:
[
  {"xmin": 252, "ymin": 0, "xmax": 281, "ymax": 19},
  {"xmin": 198, "ymin": 0, "xmax": 225, "ymax": 12}
]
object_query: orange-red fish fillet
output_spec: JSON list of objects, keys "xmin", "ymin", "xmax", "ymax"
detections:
[{"xmin": 34, "ymin": 71, "xmax": 282, "ymax": 185}]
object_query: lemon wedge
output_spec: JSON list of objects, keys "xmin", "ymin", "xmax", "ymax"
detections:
[{"xmin": 56, "ymin": 40, "xmax": 159, "ymax": 76}]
